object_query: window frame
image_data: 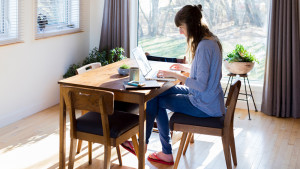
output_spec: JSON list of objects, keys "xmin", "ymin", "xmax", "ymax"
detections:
[
  {"xmin": 35, "ymin": 0, "xmax": 82, "ymax": 39},
  {"xmin": 129, "ymin": 0, "xmax": 138, "ymax": 57},
  {"xmin": 0, "ymin": 0, "xmax": 21, "ymax": 46},
  {"xmin": 0, "ymin": 0, "xmax": 5, "ymax": 35}
]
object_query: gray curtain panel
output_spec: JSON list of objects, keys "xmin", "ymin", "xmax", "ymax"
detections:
[
  {"xmin": 99, "ymin": 0, "xmax": 130, "ymax": 57},
  {"xmin": 262, "ymin": 0, "xmax": 300, "ymax": 118}
]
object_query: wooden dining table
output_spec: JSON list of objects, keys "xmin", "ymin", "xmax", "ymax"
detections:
[{"xmin": 58, "ymin": 58, "xmax": 178, "ymax": 169}]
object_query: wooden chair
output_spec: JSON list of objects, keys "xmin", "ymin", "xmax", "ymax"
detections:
[
  {"xmin": 145, "ymin": 53, "xmax": 186, "ymax": 64},
  {"xmin": 76, "ymin": 62, "xmax": 101, "ymax": 74},
  {"xmin": 170, "ymin": 80, "xmax": 241, "ymax": 169},
  {"xmin": 75, "ymin": 63, "xmax": 139, "ymax": 154},
  {"xmin": 62, "ymin": 86, "xmax": 139, "ymax": 169}
]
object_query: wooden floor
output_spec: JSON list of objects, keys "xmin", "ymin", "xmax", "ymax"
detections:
[{"xmin": 0, "ymin": 105, "xmax": 299, "ymax": 169}]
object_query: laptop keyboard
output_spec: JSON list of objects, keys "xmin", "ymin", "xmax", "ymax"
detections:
[{"xmin": 147, "ymin": 70, "xmax": 159, "ymax": 78}]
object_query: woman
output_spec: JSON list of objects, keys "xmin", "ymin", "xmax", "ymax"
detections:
[{"xmin": 122, "ymin": 4, "xmax": 225, "ymax": 165}]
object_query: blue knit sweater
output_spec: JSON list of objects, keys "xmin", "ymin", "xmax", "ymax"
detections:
[{"xmin": 185, "ymin": 39, "xmax": 225, "ymax": 117}]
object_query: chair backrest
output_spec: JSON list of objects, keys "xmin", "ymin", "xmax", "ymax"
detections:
[
  {"xmin": 176, "ymin": 56, "xmax": 186, "ymax": 64},
  {"xmin": 76, "ymin": 62, "xmax": 101, "ymax": 74},
  {"xmin": 62, "ymin": 86, "xmax": 114, "ymax": 136},
  {"xmin": 146, "ymin": 54, "xmax": 186, "ymax": 64},
  {"xmin": 224, "ymin": 80, "xmax": 241, "ymax": 129}
]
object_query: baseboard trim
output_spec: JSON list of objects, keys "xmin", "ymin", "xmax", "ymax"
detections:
[{"xmin": 0, "ymin": 101, "xmax": 59, "ymax": 129}]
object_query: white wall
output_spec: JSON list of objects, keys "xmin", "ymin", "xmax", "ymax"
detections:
[{"xmin": 0, "ymin": 0, "xmax": 104, "ymax": 128}]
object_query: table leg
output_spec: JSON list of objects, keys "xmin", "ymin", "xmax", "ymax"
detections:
[
  {"xmin": 59, "ymin": 86, "xmax": 66, "ymax": 169},
  {"xmin": 138, "ymin": 97, "xmax": 146, "ymax": 169}
]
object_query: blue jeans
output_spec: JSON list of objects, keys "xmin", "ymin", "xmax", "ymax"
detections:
[{"xmin": 145, "ymin": 85, "xmax": 211, "ymax": 154}]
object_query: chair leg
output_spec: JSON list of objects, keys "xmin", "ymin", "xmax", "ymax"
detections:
[
  {"xmin": 77, "ymin": 110, "xmax": 88, "ymax": 154},
  {"xmin": 131, "ymin": 135, "xmax": 139, "ymax": 158},
  {"xmin": 222, "ymin": 136, "xmax": 232, "ymax": 169},
  {"xmin": 190, "ymin": 133, "xmax": 194, "ymax": 143},
  {"xmin": 68, "ymin": 138, "xmax": 77, "ymax": 169},
  {"xmin": 88, "ymin": 141, "xmax": 92, "ymax": 164},
  {"xmin": 116, "ymin": 145, "xmax": 122, "ymax": 166},
  {"xmin": 76, "ymin": 140, "xmax": 82, "ymax": 154},
  {"xmin": 174, "ymin": 132, "xmax": 188, "ymax": 169},
  {"xmin": 246, "ymin": 77, "xmax": 258, "ymax": 112},
  {"xmin": 230, "ymin": 129, "xmax": 237, "ymax": 166},
  {"xmin": 183, "ymin": 132, "xmax": 192, "ymax": 155},
  {"xmin": 104, "ymin": 145, "xmax": 112, "ymax": 169},
  {"xmin": 243, "ymin": 77, "xmax": 251, "ymax": 120},
  {"xmin": 224, "ymin": 76, "xmax": 232, "ymax": 95}
]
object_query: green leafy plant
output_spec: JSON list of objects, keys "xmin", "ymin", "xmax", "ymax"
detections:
[
  {"xmin": 63, "ymin": 64, "xmax": 81, "ymax": 78},
  {"xmin": 82, "ymin": 48, "xmax": 108, "ymax": 66},
  {"xmin": 109, "ymin": 47, "xmax": 126, "ymax": 63},
  {"xmin": 63, "ymin": 47, "xmax": 127, "ymax": 78},
  {"xmin": 224, "ymin": 44, "xmax": 259, "ymax": 63},
  {"xmin": 120, "ymin": 64, "xmax": 130, "ymax": 69}
]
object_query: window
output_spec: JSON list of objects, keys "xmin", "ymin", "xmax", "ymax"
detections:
[
  {"xmin": 36, "ymin": 0, "xmax": 80, "ymax": 39},
  {"xmin": 0, "ymin": 0, "xmax": 20, "ymax": 45},
  {"xmin": 138, "ymin": 0, "xmax": 269, "ymax": 83}
]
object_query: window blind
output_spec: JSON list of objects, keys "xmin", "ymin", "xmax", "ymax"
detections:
[
  {"xmin": 0, "ymin": 0, "xmax": 21, "ymax": 45},
  {"xmin": 35, "ymin": 0, "xmax": 81, "ymax": 39}
]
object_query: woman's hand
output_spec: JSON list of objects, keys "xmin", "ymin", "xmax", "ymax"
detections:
[
  {"xmin": 170, "ymin": 63, "xmax": 183, "ymax": 71},
  {"xmin": 157, "ymin": 70, "xmax": 188, "ymax": 84},
  {"xmin": 170, "ymin": 63, "xmax": 190, "ymax": 72},
  {"xmin": 157, "ymin": 70, "xmax": 175, "ymax": 78}
]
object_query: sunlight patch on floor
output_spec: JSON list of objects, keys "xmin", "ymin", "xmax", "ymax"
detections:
[
  {"xmin": 0, "ymin": 133, "xmax": 60, "ymax": 169},
  {"xmin": 193, "ymin": 127, "xmax": 243, "ymax": 168}
]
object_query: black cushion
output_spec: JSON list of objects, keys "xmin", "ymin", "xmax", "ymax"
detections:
[
  {"xmin": 114, "ymin": 101, "xmax": 139, "ymax": 115},
  {"xmin": 76, "ymin": 111, "xmax": 139, "ymax": 138},
  {"xmin": 169, "ymin": 113, "xmax": 225, "ymax": 131}
]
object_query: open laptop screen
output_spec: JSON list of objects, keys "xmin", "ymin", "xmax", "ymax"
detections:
[{"xmin": 132, "ymin": 46, "xmax": 152, "ymax": 76}]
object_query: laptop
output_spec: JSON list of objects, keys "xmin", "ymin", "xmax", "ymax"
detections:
[{"xmin": 132, "ymin": 46, "xmax": 178, "ymax": 81}]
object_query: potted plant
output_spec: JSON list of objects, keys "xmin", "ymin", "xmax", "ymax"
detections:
[
  {"xmin": 63, "ymin": 47, "xmax": 127, "ymax": 78},
  {"xmin": 118, "ymin": 64, "xmax": 130, "ymax": 76},
  {"xmin": 224, "ymin": 44, "xmax": 259, "ymax": 74},
  {"xmin": 37, "ymin": 13, "xmax": 48, "ymax": 31}
]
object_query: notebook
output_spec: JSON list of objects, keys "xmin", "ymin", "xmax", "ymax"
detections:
[
  {"xmin": 132, "ymin": 46, "xmax": 178, "ymax": 82},
  {"xmin": 123, "ymin": 80, "xmax": 161, "ymax": 90}
]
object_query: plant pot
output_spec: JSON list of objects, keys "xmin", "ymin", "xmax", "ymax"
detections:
[
  {"xmin": 224, "ymin": 61, "xmax": 255, "ymax": 74},
  {"xmin": 118, "ymin": 68, "xmax": 129, "ymax": 76}
]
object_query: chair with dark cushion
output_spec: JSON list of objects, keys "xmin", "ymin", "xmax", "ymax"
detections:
[
  {"xmin": 170, "ymin": 80, "xmax": 241, "ymax": 169},
  {"xmin": 62, "ymin": 86, "xmax": 139, "ymax": 169},
  {"xmin": 75, "ymin": 63, "xmax": 139, "ymax": 154}
]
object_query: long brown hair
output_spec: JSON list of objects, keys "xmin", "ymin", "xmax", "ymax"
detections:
[{"xmin": 175, "ymin": 4, "xmax": 222, "ymax": 61}]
